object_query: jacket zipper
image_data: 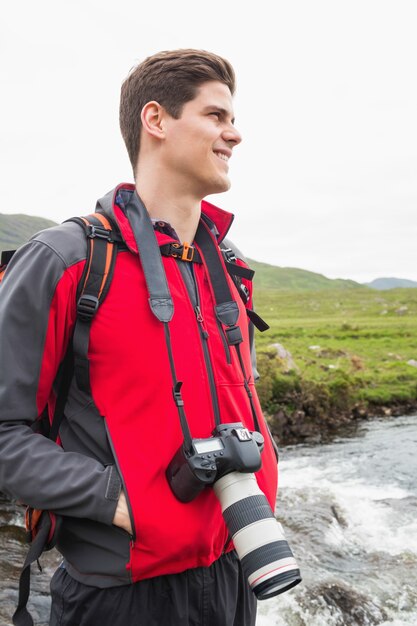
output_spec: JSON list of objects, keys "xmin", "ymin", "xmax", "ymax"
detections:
[
  {"xmin": 187, "ymin": 264, "xmax": 221, "ymax": 427},
  {"xmin": 104, "ymin": 422, "xmax": 136, "ymax": 543}
]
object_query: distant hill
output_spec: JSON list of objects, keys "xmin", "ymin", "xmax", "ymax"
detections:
[
  {"xmin": 0, "ymin": 213, "xmax": 57, "ymax": 251},
  {"xmin": 1, "ymin": 214, "xmax": 413, "ymax": 293},
  {"xmin": 247, "ymin": 259, "xmax": 363, "ymax": 291},
  {"xmin": 364, "ymin": 277, "xmax": 417, "ymax": 290}
]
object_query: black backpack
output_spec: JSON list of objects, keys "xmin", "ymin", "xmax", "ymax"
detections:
[{"xmin": 2, "ymin": 212, "xmax": 119, "ymax": 626}]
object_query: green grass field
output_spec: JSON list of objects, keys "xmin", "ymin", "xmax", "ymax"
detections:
[{"xmin": 253, "ymin": 287, "xmax": 417, "ymax": 419}]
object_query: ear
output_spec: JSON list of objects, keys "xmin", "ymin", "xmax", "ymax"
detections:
[{"xmin": 141, "ymin": 101, "xmax": 166, "ymax": 141}]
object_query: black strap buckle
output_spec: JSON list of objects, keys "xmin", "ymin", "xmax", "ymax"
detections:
[
  {"xmin": 222, "ymin": 247, "xmax": 236, "ymax": 263},
  {"xmin": 87, "ymin": 224, "xmax": 114, "ymax": 242},
  {"xmin": 239, "ymin": 283, "xmax": 250, "ymax": 304},
  {"xmin": 77, "ymin": 294, "xmax": 99, "ymax": 321},
  {"xmin": 225, "ymin": 325, "xmax": 243, "ymax": 345},
  {"xmin": 172, "ymin": 381, "xmax": 184, "ymax": 408}
]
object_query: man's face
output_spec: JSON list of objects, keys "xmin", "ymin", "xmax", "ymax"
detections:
[{"xmin": 162, "ymin": 80, "xmax": 242, "ymax": 198}]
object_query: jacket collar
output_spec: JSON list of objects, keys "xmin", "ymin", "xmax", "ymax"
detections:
[{"xmin": 96, "ymin": 183, "xmax": 235, "ymax": 254}]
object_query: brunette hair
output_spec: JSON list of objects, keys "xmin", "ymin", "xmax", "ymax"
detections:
[{"xmin": 119, "ymin": 49, "xmax": 236, "ymax": 172}]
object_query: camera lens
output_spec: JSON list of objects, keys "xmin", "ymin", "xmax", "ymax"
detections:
[{"xmin": 214, "ymin": 472, "xmax": 301, "ymax": 599}]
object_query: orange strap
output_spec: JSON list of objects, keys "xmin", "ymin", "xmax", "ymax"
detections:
[
  {"xmin": 25, "ymin": 507, "xmax": 43, "ymax": 533},
  {"xmin": 80, "ymin": 213, "xmax": 114, "ymax": 299}
]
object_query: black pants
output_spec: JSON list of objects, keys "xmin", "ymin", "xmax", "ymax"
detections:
[{"xmin": 49, "ymin": 552, "xmax": 257, "ymax": 626}]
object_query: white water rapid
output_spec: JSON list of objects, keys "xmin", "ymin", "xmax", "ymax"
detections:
[{"xmin": 257, "ymin": 414, "xmax": 417, "ymax": 626}]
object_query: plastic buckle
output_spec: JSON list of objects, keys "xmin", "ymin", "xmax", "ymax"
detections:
[
  {"xmin": 222, "ymin": 247, "xmax": 236, "ymax": 263},
  {"xmin": 181, "ymin": 243, "xmax": 194, "ymax": 262},
  {"xmin": 77, "ymin": 294, "xmax": 99, "ymax": 321},
  {"xmin": 87, "ymin": 224, "xmax": 113, "ymax": 242},
  {"xmin": 225, "ymin": 325, "xmax": 243, "ymax": 345},
  {"xmin": 172, "ymin": 389, "xmax": 184, "ymax": 407},
  {"xmin": 239, "ymin": 283, "xmax": 250, "ymax": 304},
  {"xmin": 170, "ymin": 243, "xmax": 195, "ymax": 262}
]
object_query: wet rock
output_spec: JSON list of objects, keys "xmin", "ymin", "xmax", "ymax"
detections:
[
  {"xmin": 352, "ymin": 404, "xmax": 368, "ymax": 419},
  {"xmin": 330, "ymin": 504, "xmax": 348, "ymax": 528},
  {"xmin": 304, "ymin": 582, "xmax": 388, "ymax": 625}
]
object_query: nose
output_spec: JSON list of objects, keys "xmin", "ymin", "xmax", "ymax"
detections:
[{"xmin": 222, "ymin": 123, "xmax": 242, "ymax": 147}]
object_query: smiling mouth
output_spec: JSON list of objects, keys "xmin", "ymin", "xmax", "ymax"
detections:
[{"xmin": 213, "ymin": 151, "xmax": 230, "ymax": 163}]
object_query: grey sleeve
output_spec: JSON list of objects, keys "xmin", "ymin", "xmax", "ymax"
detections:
[{"xmin": 0, "ymin": 235, "xmax": 120, "ymax": 525}]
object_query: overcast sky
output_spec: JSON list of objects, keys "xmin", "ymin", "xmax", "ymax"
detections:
[{"xmin": 1, "ymin": 0, "xmax": 416, "ymax": 283}]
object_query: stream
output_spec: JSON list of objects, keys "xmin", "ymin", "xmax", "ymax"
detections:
[{"xmin": 257, "ymin": 414, "xmax": 417, "ymax": 626}]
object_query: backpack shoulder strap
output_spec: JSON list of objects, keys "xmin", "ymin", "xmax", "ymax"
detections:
[
  {"xmin": 26, "ymin": 212, "xmax": 120, "ymax": 478},
  {"xmin": 70, "ymin": 212, "xmax": 120, "ymax": 394},
  {"xmin": 219, "ymin": 242, "xmax": 269, "ymax": 332}
]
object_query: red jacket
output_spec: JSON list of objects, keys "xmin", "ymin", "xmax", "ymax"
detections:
[{"xmin": 0, "ymin": 183, "xmax": 278, "ymax": 586}]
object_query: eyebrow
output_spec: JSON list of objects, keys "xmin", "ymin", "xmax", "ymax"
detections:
[{"xmin": 203, "ymin": 105, "xmax": 235, "ymax": 125}]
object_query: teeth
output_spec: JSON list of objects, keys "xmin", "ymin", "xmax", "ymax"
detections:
[{"xmin": 214, "ymin": 152, "xmax": 229, "ymax": 162}]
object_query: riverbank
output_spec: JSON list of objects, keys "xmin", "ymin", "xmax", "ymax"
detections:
[
  {"xmin": 254, "ymin": 287, "xmax": 417, "ymax": 445},
  {"xmin": 260, "ymin": 353, "xmax": 417, "ymax": 445},
  {"xmin": 266, "ymin": 397, "xmax": 417, "ymax": 446}
]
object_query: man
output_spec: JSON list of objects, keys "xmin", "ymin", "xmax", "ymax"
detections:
[{"xmin": 0, "ymin": 49, "xmax": 278, "ymax": 626}]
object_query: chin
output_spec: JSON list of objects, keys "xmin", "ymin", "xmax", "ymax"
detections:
[{"xmin": 207, "ymin": 177, "xmax": 231, "ymax": 196}]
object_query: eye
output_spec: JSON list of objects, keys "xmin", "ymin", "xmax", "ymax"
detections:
[{"xmin": 209, "ymin": 111, "xmax": 221, "ymax": 119}]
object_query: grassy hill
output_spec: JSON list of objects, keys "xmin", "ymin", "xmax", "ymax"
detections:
[
  {"xmin": 248, "ymin": 258, "xmax": 362, "ymax": 291},
  {"xmin": 0, "ymin": 213, "xmax": 57, "ymax": 251}
]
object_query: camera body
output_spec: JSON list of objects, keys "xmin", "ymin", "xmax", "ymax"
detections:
[{"xmin": 166, "ymin": 422, "xmax": 264, "ymax": 503}]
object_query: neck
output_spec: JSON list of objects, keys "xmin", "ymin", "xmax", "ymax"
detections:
[{"xmin": 135, "ymin": 161, "xmax": 202, "ymax": 244}]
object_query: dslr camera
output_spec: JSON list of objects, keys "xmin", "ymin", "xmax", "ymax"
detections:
[{"xmin": 166, "ymin": 422, "xmax": 301, "ymax": 599}]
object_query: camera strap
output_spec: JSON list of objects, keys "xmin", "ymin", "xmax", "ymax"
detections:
[
  {"xmin": 194, "ymin": 222, "xmax": 261, "ymax": 434},
  {"xmin": 125, "ymin": 193, "xmax": 193, "ymax": 453},
  {"xmin": 124, "ymin": 191, "xmax": 261, "ymax": 446}
]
